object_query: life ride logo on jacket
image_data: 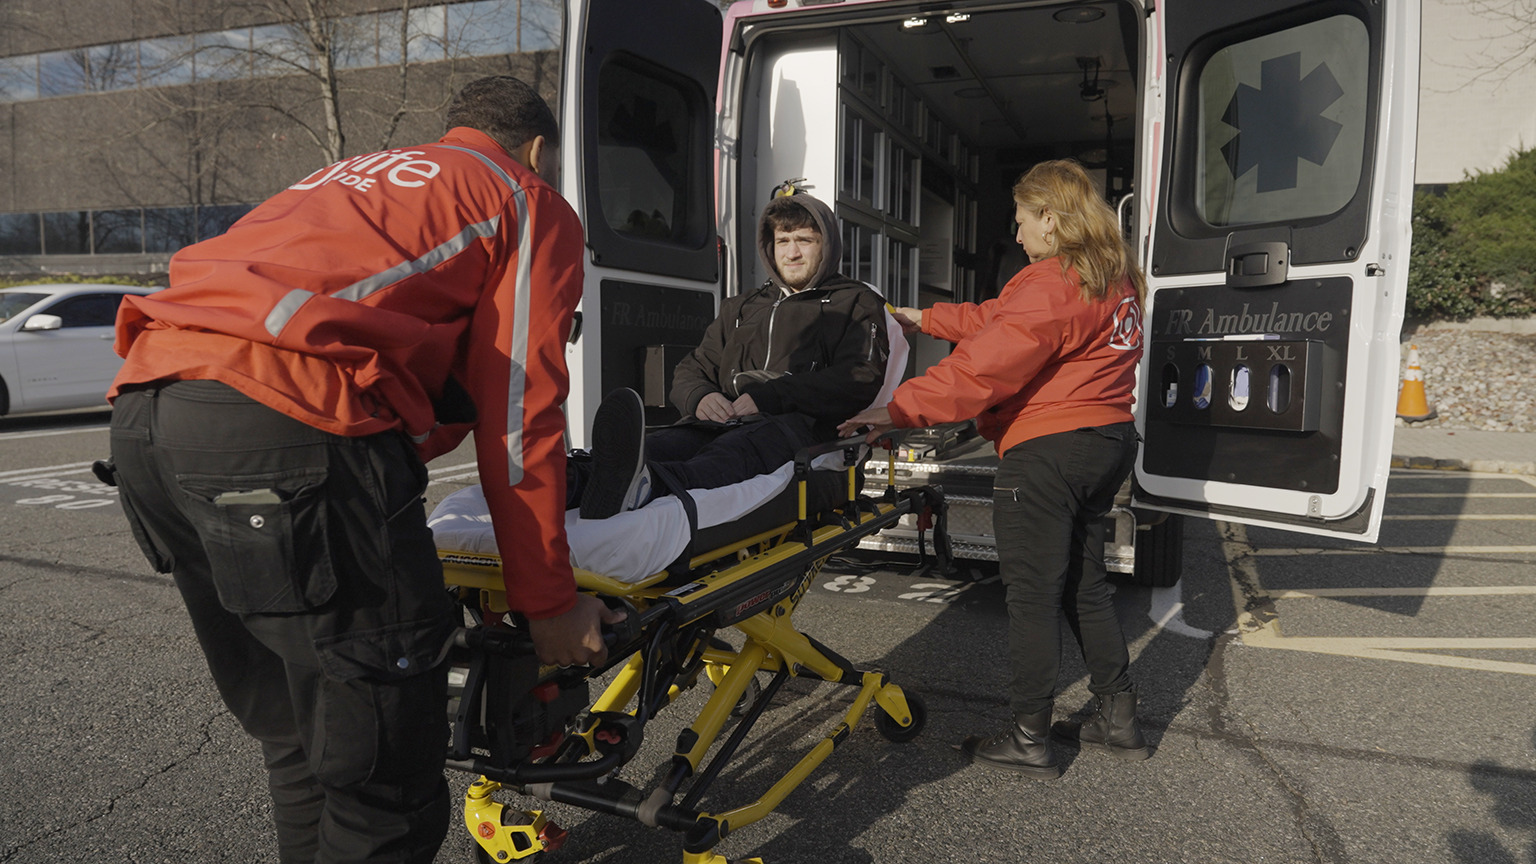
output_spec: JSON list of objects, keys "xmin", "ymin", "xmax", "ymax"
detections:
[
  {"xmin": 1109, "ymin": 296, "xmax": 1143, "ymax": 351},
  {"xmin": 288, "ymin": 149, "xmax": 444, "ymax": 194}
]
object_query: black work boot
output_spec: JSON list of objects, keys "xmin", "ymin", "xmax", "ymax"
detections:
[
  {"xmin": 960, "ymin": 707, "xmax": 1061, "ymax": 779},
  {"xmin": 1052, "ymin": 689, "xmax": 1150, "ymax": 760}
]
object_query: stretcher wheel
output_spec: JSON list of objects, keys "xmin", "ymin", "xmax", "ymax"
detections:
[
  {"xmin": 875, "ymin": 693, "xmax": 926, "ymax": 742},
  {"xmin": 733, "ymin": 674, "xmax": 762, "ymax": 716}
]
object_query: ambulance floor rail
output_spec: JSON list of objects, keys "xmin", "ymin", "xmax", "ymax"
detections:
[{"xmin": 440, "ymin": 437, "xmax": 948, "ymax": 864}]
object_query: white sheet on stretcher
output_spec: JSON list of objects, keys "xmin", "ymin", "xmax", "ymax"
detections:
[{"xmin": 428, "ymin": 451, "xmax": 856, "ymax": 584}]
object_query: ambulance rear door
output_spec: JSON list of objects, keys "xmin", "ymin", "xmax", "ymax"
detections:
[
  {"xmin": 1133, "ymin": 0, "xmax": 1421, "ymax": 542},
  {"xmin": 559, "ymin": 0, "xmax": 724, "ymax": 444}
]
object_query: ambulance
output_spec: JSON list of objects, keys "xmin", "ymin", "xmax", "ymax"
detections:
[{"xmin": 549, "ymin": 0, "xmax": 1421, "ymax": 585}]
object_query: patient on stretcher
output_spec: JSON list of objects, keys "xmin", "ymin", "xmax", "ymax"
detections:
[
  {"xmin": 432, "ymin": 189, "xmax": 909, "ymax": 584},
  {"xmin": 429, "ymin": 446, "xmax": 860, "ymax": 583}
]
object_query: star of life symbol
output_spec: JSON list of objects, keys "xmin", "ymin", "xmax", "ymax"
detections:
[
  {"xmin": 1109, "ymin": 296, "xmax": 1142, "ymax": 351},
  {"xmin": 1220, "ymin": 52, "xmax": 1344, "ymax": 192}
]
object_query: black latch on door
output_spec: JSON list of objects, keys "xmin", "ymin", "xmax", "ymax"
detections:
[{"xmin": 1225, "ymin": 240, "xmax": 1289, "ymax": 289}]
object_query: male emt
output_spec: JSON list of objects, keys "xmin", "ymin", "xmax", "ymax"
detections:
[{"xmin": 101, "ymin": 76, "xmax": 621, "ymax": 863}]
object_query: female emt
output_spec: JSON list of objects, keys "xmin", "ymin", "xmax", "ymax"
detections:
[{"xmin": 840, "ymin": 159, "xmax": 1148, "ymax": 779}]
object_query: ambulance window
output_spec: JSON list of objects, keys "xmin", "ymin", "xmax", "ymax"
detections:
[
  {"xmin": 842, "ymin": 221, "xmax": 876, "ymax": 284},
  {"xmin": 1194, "ymin": 14, "xmax": 1369, "ymax": 227},
  {"xmin": 594, "ymin": 52, "xmax": 711, "ymax": 249},
  {"xmin": 886, "ymin": 142, "xmax": 917, "ymax": 225}
]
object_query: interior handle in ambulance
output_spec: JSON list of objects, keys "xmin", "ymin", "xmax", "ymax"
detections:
[{"xmin": 1116, "ymin": 192, "xmax": 1134, "ymax": 244}]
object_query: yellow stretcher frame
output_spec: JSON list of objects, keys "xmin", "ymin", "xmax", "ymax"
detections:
[{"xmin": 439, "ymin": 440, "xmax": 949, "ymax": 864}]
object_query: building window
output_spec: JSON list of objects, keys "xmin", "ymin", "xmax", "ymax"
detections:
[
  {"xmin": 198, "ymin": 205, "xmax": 253, "ymax": 240},
  {"xmin": 37, "ymin": 49, "xmax": 91, "ymax": 98},
  {"xmin": 0, "ymin": 213, "xmax": 41, "ymax": 256},
  {"xmin": 144, "ymin": 207, "xmax": 198, "ymax": 252},
  {"xmin": 93, "ymin": 210, "xmax": 144, "ymax": 254},
  {"xmin": 0, "ymin": 55, "xmax": 37, "ymax": 101},
  {"xmin": 42, "ymin": 212, "xmax": 91, "ymax": 254}
]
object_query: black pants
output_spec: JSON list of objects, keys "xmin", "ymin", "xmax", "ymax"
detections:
[
  {"xmin": 109, "ymin": 381, "xmax": 454, "ymax": 864},
  {"xmin": 992, "ymin": 423, "xmax": 1139, "ymax": 715},
  {"xmin": 568, "ymin": 413, "xmax": 820, "ymax": 507}
]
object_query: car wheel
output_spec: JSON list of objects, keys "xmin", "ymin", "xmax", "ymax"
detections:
[
  {"xmin": 0, "ymin": 377, "xmax": 9, "ymax": 416},
  {"xmin": 1130, "ymin": 513, "xmax": 1183, "ymax": 588}
]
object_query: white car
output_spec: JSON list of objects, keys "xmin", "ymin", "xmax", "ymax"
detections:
[{"xmin": 0, "ymin": 283, "xmax": 160, "ymax": 417}]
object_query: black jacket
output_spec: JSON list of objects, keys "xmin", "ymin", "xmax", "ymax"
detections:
[{"xmin": 669, "ymin": 194, "xmax": 890, "ymax": 438}]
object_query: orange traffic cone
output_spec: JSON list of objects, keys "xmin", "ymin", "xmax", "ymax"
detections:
[{"xmin": 1396, "ymin": 344, "xmax": 1437, "ymax": 421}]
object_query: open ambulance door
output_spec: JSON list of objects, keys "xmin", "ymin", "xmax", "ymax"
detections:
[
  {"xmin": 558, "ymin": 0, "xmax": 724, "ymax": 446},
  {"xmin": 1132, "ymin": 0, "xmax": 1421, "ymax": 543}
]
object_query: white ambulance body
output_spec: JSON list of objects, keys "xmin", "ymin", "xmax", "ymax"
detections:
[{"xmin": 553, "ymin": 0, "xmax": 1421, "ymax": 582}]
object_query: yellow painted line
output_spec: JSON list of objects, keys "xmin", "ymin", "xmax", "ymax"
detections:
[
  {"xmin": 1248, "ymin": 546, "xmax": 1536, "ymax": 556},
  {"xmin": 1382, "ymin": 514, "xmax": 1536, "ymax": 520},
  {"xmin": 1271, "ymin": 586, "xmax": 1536, "ymax": 598}
]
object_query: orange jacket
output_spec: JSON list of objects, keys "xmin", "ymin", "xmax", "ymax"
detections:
[
  {"xmin": 888, "ymin": 260, "xmax": 1142, "ymax": 455},
  {"xmin": 109, "ymin": 127, "xmax": 585, "ymax": 620}
]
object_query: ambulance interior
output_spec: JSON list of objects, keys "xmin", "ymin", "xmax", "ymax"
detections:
[{"xmin": 731, "ymin": 2, "xmax": 1140, "ymax": 374}]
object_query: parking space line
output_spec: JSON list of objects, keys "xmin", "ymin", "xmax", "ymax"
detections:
[
  {"xmin": 0, "ymin": 426, "xmax": 108, "ymax": 441},
  {"xmin": 1391, "ymin": 493, "xmax": 1536, "ymax": 498},
  {"xmin": 0, "ymin": 462, "xmax": 97, "ymax": 480},
  {"xmin": 1238, "ymin": 623, "xmax": 1536, "ymax": 676},
  {"xmin": 1222, "ymin": 522, "xmax": 1536, "ymax": 676},
  {"xmin": 1382, "ymin": 514, "xmax": 1536, "ymax": 520},
  {"xmin": 1249, "ymin": 546, "xmax": 1536, "ymax": 555},
  {"xmin": 1272, "ymin": 586, "xmax": 1536, "ymax": 598}
]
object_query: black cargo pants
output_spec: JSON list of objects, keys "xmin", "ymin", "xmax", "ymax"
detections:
[
  {"xmin": 108, "ymin": 380, "xmax": 455, "ymax": 864},
  {"xmin": 992, "ymin": 422, "xmax": 1139, "ymax": 715}
]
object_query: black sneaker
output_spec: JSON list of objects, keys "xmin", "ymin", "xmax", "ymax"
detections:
[{"xmin": 580, "ymin": 388, "xmax": 649, "ymax": 519}]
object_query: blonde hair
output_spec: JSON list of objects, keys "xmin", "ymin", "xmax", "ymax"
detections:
[{"xmin": 1012, "ymin": 159, "xmax": 1145, "ymax": 305}]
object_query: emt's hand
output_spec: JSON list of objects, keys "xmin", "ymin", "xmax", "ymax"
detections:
[
  {"xmin": 837, "ymin": 405, "xmax": 896, "ymax": 444},
  {"xmin": 889, "ymin": 306, "xmax": 923, "ymax": 335},
  {"xmin": 695, "ymin": 392, "xmax": 736, "ymax": 423},
  {"xmin": 527, "ymin": 593, "xmax": 627, "ymax": 667},
  {"xmin": 730, "ymin": 393, "xmax": 760, "ymax": 417}
]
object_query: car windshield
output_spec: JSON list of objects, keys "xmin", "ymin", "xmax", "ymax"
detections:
[{"xmin": 0, "ymin": 292, "xmax": 48, "ymax": 324}]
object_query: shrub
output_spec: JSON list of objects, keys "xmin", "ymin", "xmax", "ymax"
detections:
[{"xmin": 1410, "ymin": 147, "xmax": 1536, "ymax": 319}]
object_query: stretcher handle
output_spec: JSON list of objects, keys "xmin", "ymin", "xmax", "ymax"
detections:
[{"xmin": 793, "ymin": 436, "xmax": 870, "ymax": 476}]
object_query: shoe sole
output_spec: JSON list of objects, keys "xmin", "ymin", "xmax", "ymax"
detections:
[
  {"xmin": 1081, "ymin": 740, "xmax": 1152, "ymax": 761},
  {"xmin": 580, "ymin": 389, "xmax": 646, "ymax": 519}
]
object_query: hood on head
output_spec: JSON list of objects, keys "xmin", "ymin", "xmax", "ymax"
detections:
[{"xmin": 757, "ymin": 192, "xmax": 843, "ymax": 293}]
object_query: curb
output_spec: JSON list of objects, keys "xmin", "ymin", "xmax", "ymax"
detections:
[{"xmin": 1391, "ymin": 455, "xmax": 1536, "ymax": 475}]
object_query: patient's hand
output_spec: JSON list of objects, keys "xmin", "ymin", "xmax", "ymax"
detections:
[
  {"xmin": 730, "ymin": 393, "xmax": 759, "ymax": 417},
  {"xmin": 527, "ymin": 594, "xmax": 627, "ymax": 667},
  {"xmin": 695, "ymin": 392, "xmax": 736, "ymax": 423}
]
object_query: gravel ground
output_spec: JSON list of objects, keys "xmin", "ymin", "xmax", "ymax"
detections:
[{"xmin": 1399, "ymin": 326, "xmax": 1536, "ymax": 432}]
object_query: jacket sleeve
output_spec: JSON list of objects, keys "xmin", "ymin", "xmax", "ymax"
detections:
[
  {"xmin": 888, "ymin": 273, "xmax": 1069, "ymax": 429},
  {"xmin": 670, "ymin": 306, "xmax": 730, "ymax": 417},
  {"xmin": 922, "ymin": 298, "xmax": 999, "ymax": 344},
  {"xmin": 743, "ymin": 289, "xmax": 889, "ymax": 423},
  {"xmin": 466, "ymin": 186, "xmax": 584, "ymax": 621}
]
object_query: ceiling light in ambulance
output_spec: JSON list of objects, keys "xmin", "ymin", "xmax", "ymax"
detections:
[{"xmin": 1053, "ymin": 6, "xmax": 1106, "ymax": 24}]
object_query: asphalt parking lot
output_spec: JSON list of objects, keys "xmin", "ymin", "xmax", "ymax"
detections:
[{"xmin": 2, "ymin": 410, "xmax": 1533, "ymax": 864}]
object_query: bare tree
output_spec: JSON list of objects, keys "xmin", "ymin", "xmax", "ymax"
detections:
[
  {"xmin": 1445, "ymin": 0, "xmax": 1536, "ymax": 83},
  {"xmin": 90, "ymin": 0, "xmax": 560, "ymax": 217}
]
